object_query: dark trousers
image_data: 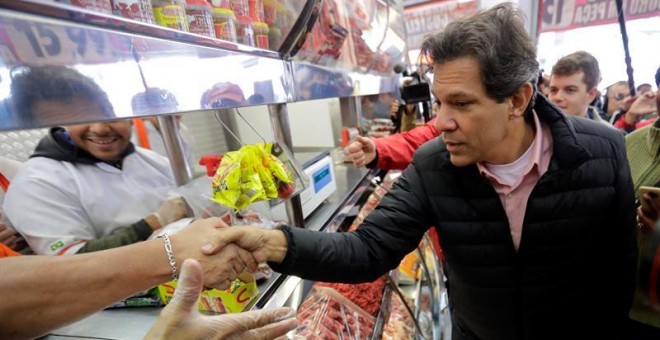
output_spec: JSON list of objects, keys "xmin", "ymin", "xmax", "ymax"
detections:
[{"xmin": 627, "ymin": 318, "xmax": 660, "ymax": 340}]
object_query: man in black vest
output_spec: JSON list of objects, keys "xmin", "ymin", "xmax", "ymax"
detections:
[{"xmin": 205, "ymin": 4, "xmax": 637, "ymax": 339}]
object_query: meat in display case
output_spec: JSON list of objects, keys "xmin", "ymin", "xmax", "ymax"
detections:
[{"xmin": 264, "ymin": 170, "xmax": 449, "ymax": 339}]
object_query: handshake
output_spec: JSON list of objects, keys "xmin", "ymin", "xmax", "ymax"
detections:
[
  {"xmin": 170, "ymin": 217, "xmax": 289, "ymax": 291},
  {"xmin": 147, "ymin": 217, "xmax": 294, "ymax": 339}
]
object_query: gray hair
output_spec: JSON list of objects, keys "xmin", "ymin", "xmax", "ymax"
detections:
[{"xmin": 420, "ymin": 3, "xmax": 538, "ymax": 116}]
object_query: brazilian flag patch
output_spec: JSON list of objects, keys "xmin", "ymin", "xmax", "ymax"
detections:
[{"xmin": 50, "ymin": 240, "xmax": 65, "ymax": 252}]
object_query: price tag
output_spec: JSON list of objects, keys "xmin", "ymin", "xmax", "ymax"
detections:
[{"xmin": 1, "ymin": 17, "xmax": 119, "ymax": 65}]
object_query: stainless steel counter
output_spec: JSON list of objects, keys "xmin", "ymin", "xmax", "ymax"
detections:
[{"xmin": 45, "ymin": 307, "xmax": 160, "ymax": 339}]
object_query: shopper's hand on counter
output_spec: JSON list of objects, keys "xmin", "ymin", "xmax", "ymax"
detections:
[
  {"xmin": 201, "ymin": 225, "xmax": 289, "ymax": 264},
  {"xmin": 348, "ymin": 136, "xmax": 377, "ymax": 168},
  {"xmin": 148, "ymin": 197, "xmax": 190, "ymax": 230},
  {"xmin": 145, "ymin": 259, "xmax": 297, "ymax": 340},
  {"xmin": 0, "ymin": 219, "xmax": 19, "ymax": 250},
  {"xmin": 171, "ymin": 217, "xmax": 258, "ymax": 290}
]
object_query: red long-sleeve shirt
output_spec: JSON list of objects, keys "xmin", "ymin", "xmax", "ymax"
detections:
[
  {"xmin": 373, "ymin": 118, "xmax": 440, "ymax": 170},
  {"xmin": 613, "ymin": 114, "xmax": 657, "ymax": 133}
]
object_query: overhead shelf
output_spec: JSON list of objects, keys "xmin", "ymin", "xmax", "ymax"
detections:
[{"xmin": 0, "ymin": 0, "xmax": 405, "ymax": 132}]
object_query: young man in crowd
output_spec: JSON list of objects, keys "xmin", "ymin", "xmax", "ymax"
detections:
[
  {"xmin": 603, "ymin": 80, "xmax": 632, "ymax": 121},
  {"xmin": 204, "ymin": 4, "xmax": 637, "ymax": 340},
  {"xmin": 3, "ymin": 65, "xmax": 188, "ymax": 255},
  {"xmin": 547, "ymin": 51, "xmax": 612, "ymax": 125}
]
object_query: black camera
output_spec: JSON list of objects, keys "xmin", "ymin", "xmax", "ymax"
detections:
[
  {"xmin": 394, "ymin": 63, "xmax": 432, "ymax": 105},
  {"xmin": 401, "ymin": 82, "xmax": 432, "ymax": 104}
]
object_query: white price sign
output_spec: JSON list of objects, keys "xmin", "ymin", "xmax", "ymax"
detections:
[{"xmin": 0, "ymin": 17, "xmax": 121, "ymax": 65}]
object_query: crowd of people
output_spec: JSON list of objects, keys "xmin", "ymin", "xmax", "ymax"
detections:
[{"xmin": 0, "ymin": 2, "xmax": 658, "ymax": 340}]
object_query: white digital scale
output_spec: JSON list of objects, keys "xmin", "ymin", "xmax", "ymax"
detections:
[{"xmin": 271, "ymin": 151, "xmax": 336, "ymax": 221}]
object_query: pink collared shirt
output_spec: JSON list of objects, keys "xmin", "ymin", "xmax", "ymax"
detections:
[{"xmin": 477, "ymin": 112, "xmax": 553, "ymax": 250}]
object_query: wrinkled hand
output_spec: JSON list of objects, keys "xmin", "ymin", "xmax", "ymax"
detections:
[
  {"xmin": 201, "ymin": 225, "xmax": 287, "ymax": 265},
  {"xmin": 347, "ymin": 136, "xmax": 376, "ymax": 168},
  {"xmin": 155, "ymin": 196, "xmax": 189, "ymax": 227},
  {"xmin": 145, "ymin": 259, "xmax": 297, "ymax": 340},
  {"xmin": 172, "ymin": 218, "xmax": 259, "ymax": 290}
]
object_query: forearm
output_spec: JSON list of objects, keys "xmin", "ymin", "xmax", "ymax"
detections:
[
  {"xmin": 76, "ymin": 220, "xmax": 153, "ymax": 253},
  {"xmin": 0, "ymin": 239, "xmax": 171, "ymax": 339},
  {"xmin": 375, "ymin": 120, "xmax": 438, "ymax": 170},
  {"xmin": 270, "ymin": 168, "xmax": 432, "ymax": 282},
  {"xmin": 614, "ymin": 113, "xmax": 637, "ymax": 133}
]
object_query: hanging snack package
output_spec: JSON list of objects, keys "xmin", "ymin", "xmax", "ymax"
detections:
[
  {"xmin": 211, "ymin": 148, "xmax": 265, "ymax": 210},
  {"xmin": 260, "ymin": 142, "xmax": 309, "ymax": 205},
  {"xmin": 259, "ymin": 143, "xmax": 296, "ymax": 199},
  {"xmin": 211, "ymin": 142, "xmax": 308, "ymax": 210}
]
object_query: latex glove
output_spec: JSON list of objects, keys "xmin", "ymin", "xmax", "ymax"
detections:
[
  {"xmin": 145, "ymin": 259, "xmax": 297, "ymax": 340},
  {"xmin": 172, "ymin": 217, "xmax": 259, "ymax": 289},
  {"xmin": 153, "ymin": 196, "xmax": 189, "ymax": 229},
  {"xmin": 347, "ymin": 136, "xmax": 376, "ymax": 168}
]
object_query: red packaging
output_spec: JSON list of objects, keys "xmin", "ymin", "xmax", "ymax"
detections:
[
  {"xmin": 262, "ymin": 0, "xmax": 276, "ymax": 25},
  {"xmin": 235, "ymin": 16, "xmax": 254, "ymax": 46},
  {"xmin": 186, "ymin": 0, "xmax": 215, "ymax": 37},
  {"xmin": 248, "ymin": 0, "xmax": 263, "ymax": 21},
  {"xmin": 213, "ymin": 8, "xmax": 238, "ymax": 42},
  {"xmin": 229, "ymin": 0, "xmax": 249, "ymax": 16},
  {"xmin": 252, "ymin": 21, "xmax": 269, "ymax": 49},
  {"xmin": 112, "ymin": 0, "xmax": 155, "ymax": 23},
  {"xmin": 59, "ymin": 0, "xmax": 113, "ymax": 14}
]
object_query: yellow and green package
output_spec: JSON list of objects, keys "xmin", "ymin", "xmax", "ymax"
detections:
[
  {"xmin": 157, "ymin": 272, "xmax": 259, "ymax": 313},
  {"xmin": 212, "ymin": 143, "xmax": 296, "ymax": 210},
  {"xmin": 260, "ymin": 143, "xmax": 293, "ymax": 184},
  {"xmin": 212, "ymin": 147, "xmax": 265, "ymax": 210},
  {"xmin": 248, "ymin": 146, "xmax": 277, "ymax": 198},
  {"xmin": 211, "ymin": 152, "xmax": 242, "ymax": 208}
]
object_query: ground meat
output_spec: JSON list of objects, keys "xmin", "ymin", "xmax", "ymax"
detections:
[{"xmin": 317, "ymin": 276, "xmax": 387, "ymax": 316}]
